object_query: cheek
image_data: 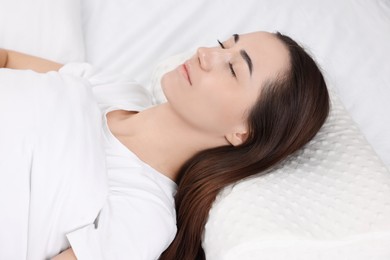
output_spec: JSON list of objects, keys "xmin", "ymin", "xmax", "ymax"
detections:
[
  {"xmin": 195, "ymin": 84, "xmax": 250, "ymax": 131},
  {"xmin": 213, "ymin": 96, "xmax": 248, "ymax": 127},
  {"xmin": 162, "ymin": 73, "xmax": 255, "ymax": 134}
]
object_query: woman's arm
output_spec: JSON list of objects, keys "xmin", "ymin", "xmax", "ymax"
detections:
[
  {"xmin": 0, "ymin": 48, "xmax": 63, "ymax": 72},
  {"xmin": 0, "ymin": 49, "xmax": 7, "ymax": 68},
  {"xmin": 51, "ymin": 248, "xmax": 77, "ymax": 260}
]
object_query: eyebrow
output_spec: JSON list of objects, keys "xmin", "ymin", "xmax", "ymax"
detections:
[
  {"xmin": 233, "ymin": 33, "xmax": 239, "ymax": 43},
  {"xmin": 233, "ymin": 34, "xmax": 253, "ymax": 76}
]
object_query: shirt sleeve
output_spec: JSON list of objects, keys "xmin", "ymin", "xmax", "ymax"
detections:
[{"xmin": 66, "ymin": 190, "xmax": 177, "ymax": 260}]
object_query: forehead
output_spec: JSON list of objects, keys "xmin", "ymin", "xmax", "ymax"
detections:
[{"xmin": 236, "ymin": 31, "xmax": 290, "ymax": 81}]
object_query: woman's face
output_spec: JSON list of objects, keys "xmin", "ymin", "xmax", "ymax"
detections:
[{"xmin": 161, "ymin": 31, "xmax": 289, "ymax": 145}]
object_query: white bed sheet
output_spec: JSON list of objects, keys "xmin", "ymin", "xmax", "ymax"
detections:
[
  {"xmin": 81, "ymin": 0, "xmax": 390, "ymax": 168},
  {"xmin": 0, "ymin": 0, "xmax": 85, "ymax": 63}
]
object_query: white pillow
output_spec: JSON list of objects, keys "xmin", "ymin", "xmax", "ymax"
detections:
[
  {"xmin": 0, "ymin": 0, "xmax": 85, "ymax": 63},
  {"xmin": 150, "ymin": 53, "xmax": 390, "ymax": 260}
]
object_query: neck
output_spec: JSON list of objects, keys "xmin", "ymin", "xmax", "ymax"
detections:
[{"xmin": 120, "ymin": 103, "xmax": 227, "ymax": 182}]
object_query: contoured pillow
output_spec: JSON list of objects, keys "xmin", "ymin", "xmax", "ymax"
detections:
[{"xmin": 150, "ymin": 53, "xmax": 390, "ymax": 260}]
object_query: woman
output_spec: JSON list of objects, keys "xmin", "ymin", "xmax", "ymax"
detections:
[{"xmin": 0, "ymin": 31, "xmax": 329, "ymax": 259}]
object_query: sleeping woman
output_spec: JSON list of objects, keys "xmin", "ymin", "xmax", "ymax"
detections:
[{"xmin": 0, "ymin": 31, "xmax": 329, "ymax": 260}]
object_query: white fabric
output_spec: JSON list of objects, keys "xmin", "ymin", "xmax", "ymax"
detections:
[
  {"xmin": 0, "ymin": 65, "xmax": 107, "ymax": 259},
  {"xmin": 0, "ymin": 0, "xmax": 85, "ymax": 63},
  {"xmin": 149, "ymin": 53, "xmax": 390, "ymax": 259},
  {"xmin": 61, "ymin": 65, "xmax": 178, "ymax": 260},
  {"xmin": 81, "ymin": 0, "xmax": 390, "ymax": 168},
  {"xmin": 0, "ymin": 64, "xmax": 177, "ymax": 259}
]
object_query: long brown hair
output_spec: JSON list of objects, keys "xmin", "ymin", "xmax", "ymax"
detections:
[{"xmin": 159, "ymin": 32, "xmax": 330, "ymax": 260}]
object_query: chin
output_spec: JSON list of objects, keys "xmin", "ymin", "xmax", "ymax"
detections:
[
  {"xmin": 160, "ymin": 71, "xmax": 176, "ymax": 103},
  {"xmin": 160, "ymin": 68, "xmax": 186, "ymax": 105},
  {"xmin": 160, "ymin": 72, "xmax": 170, "ymax": 95}
]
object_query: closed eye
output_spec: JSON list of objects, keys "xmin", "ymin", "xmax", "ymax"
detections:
[
  {"xmin": 217, "ymin": 40, "xmax": 225, "ymax": 49},
  {"xmin": 217, "ymin": 40, "xmax": 237, "ymax": 78}
]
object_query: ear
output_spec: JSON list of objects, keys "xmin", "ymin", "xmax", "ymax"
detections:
[{"xmin": 225, "ymin": 130, "xmax": 248, "ymax": 146}]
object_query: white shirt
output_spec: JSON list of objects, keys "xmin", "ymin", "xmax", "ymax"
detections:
[
  {"xmin": 0, "ymin": 65, "xmax": 108, "ymax": 260},
  {"xmin": 64, "ymin": 64, "xmax": 178, "ymax": 260},
  {"xmin": 0, "ymin": 63, "xmax": 176, "ymax": 260}
]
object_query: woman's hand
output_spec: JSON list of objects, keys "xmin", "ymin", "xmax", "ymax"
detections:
[{"xmin": 0, "ymin": 49, "xmax": 8, "ymax": 68}]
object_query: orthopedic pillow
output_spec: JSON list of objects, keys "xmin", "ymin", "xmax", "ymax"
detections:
[{"xmin": 150, "ymin": 53, "xmax": 390, "ymax": 260}]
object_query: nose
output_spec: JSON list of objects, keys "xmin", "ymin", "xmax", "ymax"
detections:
[{"xmin": 197, "ymin": 47, "xmax": 229, "ymax": 71}]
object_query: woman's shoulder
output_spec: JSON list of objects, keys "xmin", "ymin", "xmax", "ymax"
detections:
[
  {"xmin": 99, "ymin": 169, "xmax": 177, "ymax": 258},
  {"xmin": 67, "ymin": 158, "xmax": 177, "ymax": 259},
  {"xmin": 67, "ymin": 188, "xmax": 176, "ymax": 259}
]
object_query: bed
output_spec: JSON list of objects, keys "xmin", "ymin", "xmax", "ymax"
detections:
[{"xmin": 1, "ymin": 0, "xmax": 390, "ymax": 259}]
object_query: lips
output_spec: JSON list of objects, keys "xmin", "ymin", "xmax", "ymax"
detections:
[{"xmin": 183, "ymin": 63, "xmax": 192, "ymax": 85}]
